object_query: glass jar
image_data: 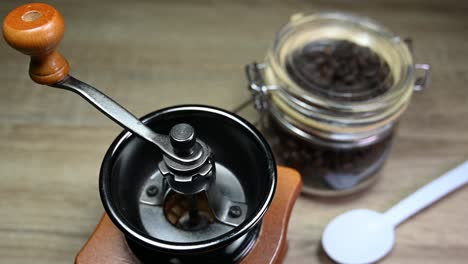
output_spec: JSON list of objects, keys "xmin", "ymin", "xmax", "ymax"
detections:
[{"xmin": 246, "ymin": 12, "xmax": 431, "ymax": 196}]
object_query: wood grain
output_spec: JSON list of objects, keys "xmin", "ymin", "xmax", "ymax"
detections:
[{"xmin": 0, "ymin": 0, "xmax": 468, "ymax": 263}]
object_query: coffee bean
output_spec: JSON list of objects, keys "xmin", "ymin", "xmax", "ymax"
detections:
[
  {"xmin": 263, "ymin": 115, "xmax": 393, "ymax": 191},
  {"xmin": 286, "ymin": 39, "xmax": 394, "ymax": 101}
]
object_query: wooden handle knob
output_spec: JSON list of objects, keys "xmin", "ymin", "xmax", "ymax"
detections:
[{"xmin": 3, "ymin": 3, "xmax": 69, "ymax": 85}]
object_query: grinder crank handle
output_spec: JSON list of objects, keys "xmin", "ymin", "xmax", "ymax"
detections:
[
  {"xmin": 2, "ymin": 3, "xmax": 204, "ymax": 164},
  {"xmin": 2, "ymin": 3, "xmax": 68, "ymax": 85}
]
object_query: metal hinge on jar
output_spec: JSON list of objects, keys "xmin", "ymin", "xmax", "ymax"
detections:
[
  {"xmin": 245, "ymin": 62, "xmax": 279, "ymax": 111},
  {"xmin": 414, "ymin": 63, "xmax": 431, "ymax": 91},
  {"xmin": 400, "ymin": 37, "xmax": 432, "ymax": 91}
]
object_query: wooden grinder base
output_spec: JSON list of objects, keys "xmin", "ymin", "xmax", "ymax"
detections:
[{"xmin": 76, "ymin": 166, "xmax": 302, "ymax": 264}]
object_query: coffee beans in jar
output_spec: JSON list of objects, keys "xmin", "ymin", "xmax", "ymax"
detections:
[
  {"xmin": 286, "ymin": 40, "xmax": 393, "ymax": 102},
  {"xmin": 246, "ymin": 12, "xmax": 430, "ymax": 196},
  {"xmin": 263, "ymin": 113, "xmax": 394, "ymax": 192}
]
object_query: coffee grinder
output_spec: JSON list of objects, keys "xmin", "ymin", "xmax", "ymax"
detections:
[{"xmin": 3, "ymin": 3, "xmax": 302, "ymax": 264}]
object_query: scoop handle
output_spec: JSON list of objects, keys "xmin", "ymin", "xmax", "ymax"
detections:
[
  {"xmin": 384, "ymin": 161, "xmax": 468, "ymax": 227},
  {"xmin": 3, "ymin": 3, "xmax": 69, "ymax": 85}
]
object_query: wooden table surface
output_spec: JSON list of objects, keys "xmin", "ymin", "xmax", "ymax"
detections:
[{"xmin": 1, "ymin": 0, "xmax": 467, "ymax": 263}]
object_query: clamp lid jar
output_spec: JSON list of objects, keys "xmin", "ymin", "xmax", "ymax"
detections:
[{"xmin": 246, "ymin": 12, "xmax": 431, "ymax": 196}]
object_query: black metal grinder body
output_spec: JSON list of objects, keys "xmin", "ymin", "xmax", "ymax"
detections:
[
  {"xmin": 3, "ymin": 3, "xmax": 277, "ymax": 264},
  {"xmin": 100, "ymin": 106, "xmax": 277, "ymax": 264}
]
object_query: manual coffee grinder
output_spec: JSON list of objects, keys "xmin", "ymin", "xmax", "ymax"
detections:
[{"xmin": 3, "ymin": 3, "xmax": 302, "ymax": 264}]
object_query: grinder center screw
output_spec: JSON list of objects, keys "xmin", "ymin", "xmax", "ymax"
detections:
[{"xmin": 170, "ymin": 123, "xmax": 196, "ymax": 155}]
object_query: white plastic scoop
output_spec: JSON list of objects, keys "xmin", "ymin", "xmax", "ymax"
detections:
[{"xmin": 322, "ymin": 161, "xmax": 468, "ymax": 264}]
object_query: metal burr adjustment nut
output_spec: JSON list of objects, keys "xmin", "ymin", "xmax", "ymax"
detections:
[
  {"xmin": 161, "ymin": 123, "xmax": 215, "ymax": 194},
  {"xmin": 159, "ymin": 124, "xmax": 215, "ymax": 195}
]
